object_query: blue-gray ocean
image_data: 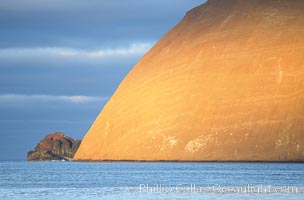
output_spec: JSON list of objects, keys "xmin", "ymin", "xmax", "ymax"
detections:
[{"xmin": 0, "ymin": 161, "xmax": 303, "ymax": 200}]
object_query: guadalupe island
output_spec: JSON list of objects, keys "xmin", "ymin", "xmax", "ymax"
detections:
[{"xmin": 74, "ymin": 0, "xmax": 304, "ymax": 162}]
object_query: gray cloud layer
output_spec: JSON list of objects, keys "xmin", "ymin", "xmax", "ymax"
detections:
[
  {"xmin": 0, "ymin": 94, "xmax": 108, "ymax": 104},
  {"xmin": 0, "ymin": 0, "xmax": 204, "ymax": 49},
  {"xmin": 0, "ymin": 43, "xmax": 154, "ymax": 66}
]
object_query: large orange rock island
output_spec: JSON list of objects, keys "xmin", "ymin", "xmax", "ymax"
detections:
[{"xmin": 74, "ymin": 0, "xmax": 304, "ymax": 161}]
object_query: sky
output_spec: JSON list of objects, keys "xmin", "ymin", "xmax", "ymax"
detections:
[{"xmin": 0, "ymin": 0, "xmax": 206, "ymax": 160}]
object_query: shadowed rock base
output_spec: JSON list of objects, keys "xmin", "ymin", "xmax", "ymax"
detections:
[{"xmin": 75, "ymin": 0, "xmax": 304, "ymax": 162}]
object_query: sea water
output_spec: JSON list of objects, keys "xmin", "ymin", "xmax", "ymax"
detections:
[{"xmin": 0, "ymin": 161, "xmax": 303, "ymax": 199}]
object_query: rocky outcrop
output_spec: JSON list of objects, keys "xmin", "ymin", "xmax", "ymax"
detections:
[
  {"xmin": 75, "ymin": 0, "xmax": 304, "ymax": 162},
  {"xmin": 28, "ymin": 132, "xmax": 81, "ymax": 161}
]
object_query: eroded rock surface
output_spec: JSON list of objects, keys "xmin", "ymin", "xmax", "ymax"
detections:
[
  {"xmin": 75, "ymin": 0, "xmax": 304, "ymax": 161},
  {"xmin": 28, "ymin": 132, "xmax": 81, "ymax": 161}
]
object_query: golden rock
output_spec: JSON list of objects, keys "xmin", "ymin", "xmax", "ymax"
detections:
[{"xmin": 75, "ymin": 0, "xmax": 304, "ymax": 161}]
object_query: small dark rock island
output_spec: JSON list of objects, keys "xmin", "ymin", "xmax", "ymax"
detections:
[{"xmin": 27, "ymin": 132, "xmax": 81, "ymax": 161}]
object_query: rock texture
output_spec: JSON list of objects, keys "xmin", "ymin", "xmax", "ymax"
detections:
[
  {"xmin": 28, "ymin": 132, "xmax": 81, "ymax": 161},
  {"xmin": 75, "ymin": 0, "xmax": 304, "ymax": 161}
]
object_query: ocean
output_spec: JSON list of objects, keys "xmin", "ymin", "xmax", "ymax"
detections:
[{"xmin": 0, "ymin": 161, "xmax": 303, "ymax": 199}]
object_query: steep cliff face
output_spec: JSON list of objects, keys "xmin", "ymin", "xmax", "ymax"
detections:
[
  {"xmin": 75, "ymin": 0, "xmax": 304, "ymax": 161},
  {"xmin": 28, "ymin": 132, "xmax": 81, "ymax": 161}
]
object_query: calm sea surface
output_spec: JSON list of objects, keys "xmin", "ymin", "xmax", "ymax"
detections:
[{"xmin": 0, "ymin": 161, "xmax": 303, "ymax": 199}]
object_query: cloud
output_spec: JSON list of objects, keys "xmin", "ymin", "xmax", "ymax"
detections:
[
  {"xmin": 0, "ymin": 0, "xmax": 205, "ymax": 49},
  {"xmin": 0, "ymin": 94, "xmax": 108, "ymax": 104},
  {"xmin": 0, "ymin": 0, "xmax": 204, "ymax": 13},
  {"xmin": 0, "ymin": 43, "xmax": 153, "ymax": 64},
  {"xmin": 54, "ymin": 43, "xmax": 152, "ymax": 58}
]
